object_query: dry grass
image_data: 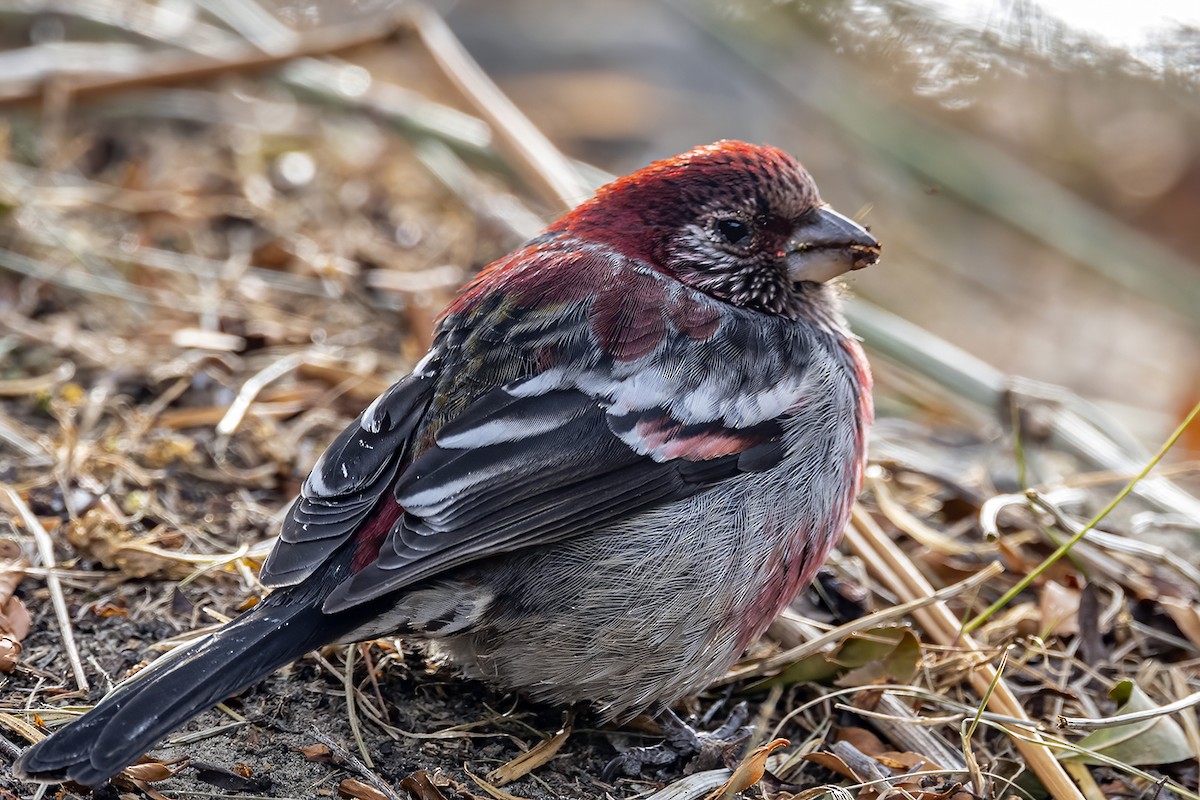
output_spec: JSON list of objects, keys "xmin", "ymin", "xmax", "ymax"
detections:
[{"xmin": 0, "ymin": 5, "xmax": 1198, "ymax": 800}]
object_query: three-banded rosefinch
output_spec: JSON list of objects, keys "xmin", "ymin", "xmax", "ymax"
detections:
[{"xmin": 16, "ymin": 140, "xmax": 878, "ymax": 787}]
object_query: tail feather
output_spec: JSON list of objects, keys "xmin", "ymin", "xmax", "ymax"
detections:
[{"xmin": 15, "ymin": 589, "xmax": 346, "ymax": 787}]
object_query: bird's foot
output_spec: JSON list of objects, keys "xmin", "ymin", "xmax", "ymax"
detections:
[{"xmin": 604, "ymin": 702, "xmax": 752, "ymax": 780}]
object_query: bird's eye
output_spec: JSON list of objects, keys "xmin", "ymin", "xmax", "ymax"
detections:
[{"xmin": 715, "ymin": 218, "xmax": 751, "ymax": 246}]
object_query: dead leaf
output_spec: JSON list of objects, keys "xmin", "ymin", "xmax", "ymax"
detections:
[
  {"xmin": 122, "ymin": 762, "xmax": 177, "ymax": 782},
  {"xmin": 399, "ymin": 770, "xmax": 451, "ymax": 800},
  {"xmin": 836, "ymin": 629, "xmax": 921, "ymax": 687},
  {"xmin": 0, "ymin": 637, "xmax": 20, "ymax": 672},
  {"xmin": 486, "ymin": 714, "xmax": 571, "ymax": 786},
  {"xmin": 1160, "ymin": 597, "xmax": 1200, "ymax": 651},
  {"xmin": 765, "ymin": 626, "xmax": 922, "ymax": 689},
  {"xmin": 111, "ymin": 756, "xmax": 189, "ymax": 799},
  {"xmin": 705, "ymin": 738, "xmax": 788, "ymax": 799},
  {"xmin": 836, "ymin": 727, "xmax": 888, "ymax": 757},
  {"xmin": 338, "ymin": 777, "xmax": 390, "ymax": 800},
  {"xmin": 1063, "ymin": 680, "xmax": 1192, "ymax": 766},
  {"xmin": 1039, "ymin": 580, "xmax": 1080, "ymax": 637},
  {"xmin": 0, "ymin": 568, "xmax": 31, "ymax": 673},
  {"xmin": 67, "ymin": 508, "xmax": 202, "ymax": 579},
  {"xmin": 298, "ymin": 743, "xmax": 335, "ymax": 762},
  {"xmin": 802, "ymin": 750, "xmax": 864, "ymax": 781},
  {"xmin": 1, "ymin": 595, "xmax": 30, "ymax": 636},
  {"xmin": 996, "ymin": 537, "xmax": 1076, "ymax": 585},
  {"xmin": 0, "ymin": 556, "xmax": 29, "ymax": 599}
]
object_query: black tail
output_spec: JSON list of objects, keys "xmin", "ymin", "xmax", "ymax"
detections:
[{"xmin": 14, "ymin": 579, "xmax": 353, "ymax": 787}]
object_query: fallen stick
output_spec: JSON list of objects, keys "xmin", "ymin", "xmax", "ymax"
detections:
[{"xmin": 1, "ymin": 488, "xmax": 89, "ymax": 692}]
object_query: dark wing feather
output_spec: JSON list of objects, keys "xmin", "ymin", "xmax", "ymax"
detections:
[
  {"xmin": 258, "ymin": 368, "xmax": 437, "ymax": 587},
  {"xmin": 322, "ymin": 383, "xmax": 784, "ymax": 610},
  {"xmin": 262, "ymin": 245, "xmax": 811, "ymax": 610}
]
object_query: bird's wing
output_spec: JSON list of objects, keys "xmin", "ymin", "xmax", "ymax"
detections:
[
  {"xmin": 322, "ymin": 380, "xmax": 790, "ymax": 611},
  {"xmin": 317, "ymin": 248, "xmax": 816, "ymax": 611},
  {"xmin": 258, "ymin": 365, "xmax": 438, "ymax": 587}
]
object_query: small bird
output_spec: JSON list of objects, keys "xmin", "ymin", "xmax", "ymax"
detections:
[{"xmin": 15, "ymin": 140, "xmax": 878, "ymax": 787}]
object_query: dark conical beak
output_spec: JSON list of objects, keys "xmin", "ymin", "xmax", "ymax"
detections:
[{"xmin": 786, "ymin": 206, "xmax": 880, "ymax": 283}]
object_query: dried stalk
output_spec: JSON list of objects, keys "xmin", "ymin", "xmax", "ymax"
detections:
[
  {"xmin": 408, "ymin": 4, "xmax": 589, "ymax": 212},
  {"xmin": 1, "ymin": 489, "xmax": 89, "ymax": 692},
  {"xmin": 1058, "ymin": 689, "xmax": 1200, "ymax": 731},
  {"xmin": 844, "ymin": 505, "xmax": 1084, "ymax": 800},
  {"xmin": 0, "ymin": 14, "xmax": 408, "ymax": 108}
]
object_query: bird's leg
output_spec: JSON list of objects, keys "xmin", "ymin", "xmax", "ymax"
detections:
[{"xmin": 604, "ymin": 701, "xmax": 752, "ymax": 779}]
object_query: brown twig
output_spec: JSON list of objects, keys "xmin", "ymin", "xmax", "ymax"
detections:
[
  {"xmin": 0, "ymin": 15, "xmax": 409, "ymax": 109},
  {"xmin": 408, "ymin": 4, "xmax": 589, "ymax": 212},
  {"xmin": 309, "ymin": 728, "xmax": 403, "ymax": 800},
  {"xmin": 1, "ymin": 489, "xmax": 89, "ymax": 692},
  {"xmin": 343, "ymin": 644, "xmax": 374, "ymax": 768},
  {"xmin": 844, "ymin": 504, "xmax": 1085, "ymax": 800},
  {"xmin": 1058, "ymin": 689, "xmax": 1200, "ymax": 730}
]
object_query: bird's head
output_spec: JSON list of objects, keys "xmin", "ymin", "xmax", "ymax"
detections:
[{"xmin": 555, "ymin": 140, "xmax": 880, "ymax": 317}]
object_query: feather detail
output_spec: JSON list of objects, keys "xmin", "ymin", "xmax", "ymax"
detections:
[
  {"xmin": 18, "ymin": 141, "xmax": 879, "ymax": 785},
  {"xmin": 587, "ymin": 271, "xmax": 669, "ymax": 361}
]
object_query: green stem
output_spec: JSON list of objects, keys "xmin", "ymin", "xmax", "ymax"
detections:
[{"xmin": 963, "ymin": 399, "xmax": 1200, "ymax": 635}]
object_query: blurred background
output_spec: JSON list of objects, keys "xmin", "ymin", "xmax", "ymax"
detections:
[
  {"xmin": 439, "ymin": 0, "xmax": 1200, "ymax": 445},
  {"xmin": 3, "ymin": 0, "xmax": 1198, "ymax": 446}
]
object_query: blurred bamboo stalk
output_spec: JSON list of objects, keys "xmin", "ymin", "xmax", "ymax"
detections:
[
  {"xmin": 666, "ymin": 0, "xmax": 1200, "ymax": 328},
  {"xmin": 850, "ymin": 301, "xmax": 1200, "ymax": 520},
  {"xmin": 407, "ymin": 3, "xmax": 590, "ymax": 211},
  {"xmin": 0, "ymin": 0, "xmax": 239, "ymax": 57},
  {"xmin": 0, "ymin": 12, "xmax": 408, "ymax": 107}
]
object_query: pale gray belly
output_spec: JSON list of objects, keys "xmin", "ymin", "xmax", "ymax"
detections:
[
  {"xmin": 430, "ymin": 386, "xmax": 859, "ymax": 717},
  {"xmin": 344, "ymin": 355, "xmax": 863, "ymax": 718}
]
